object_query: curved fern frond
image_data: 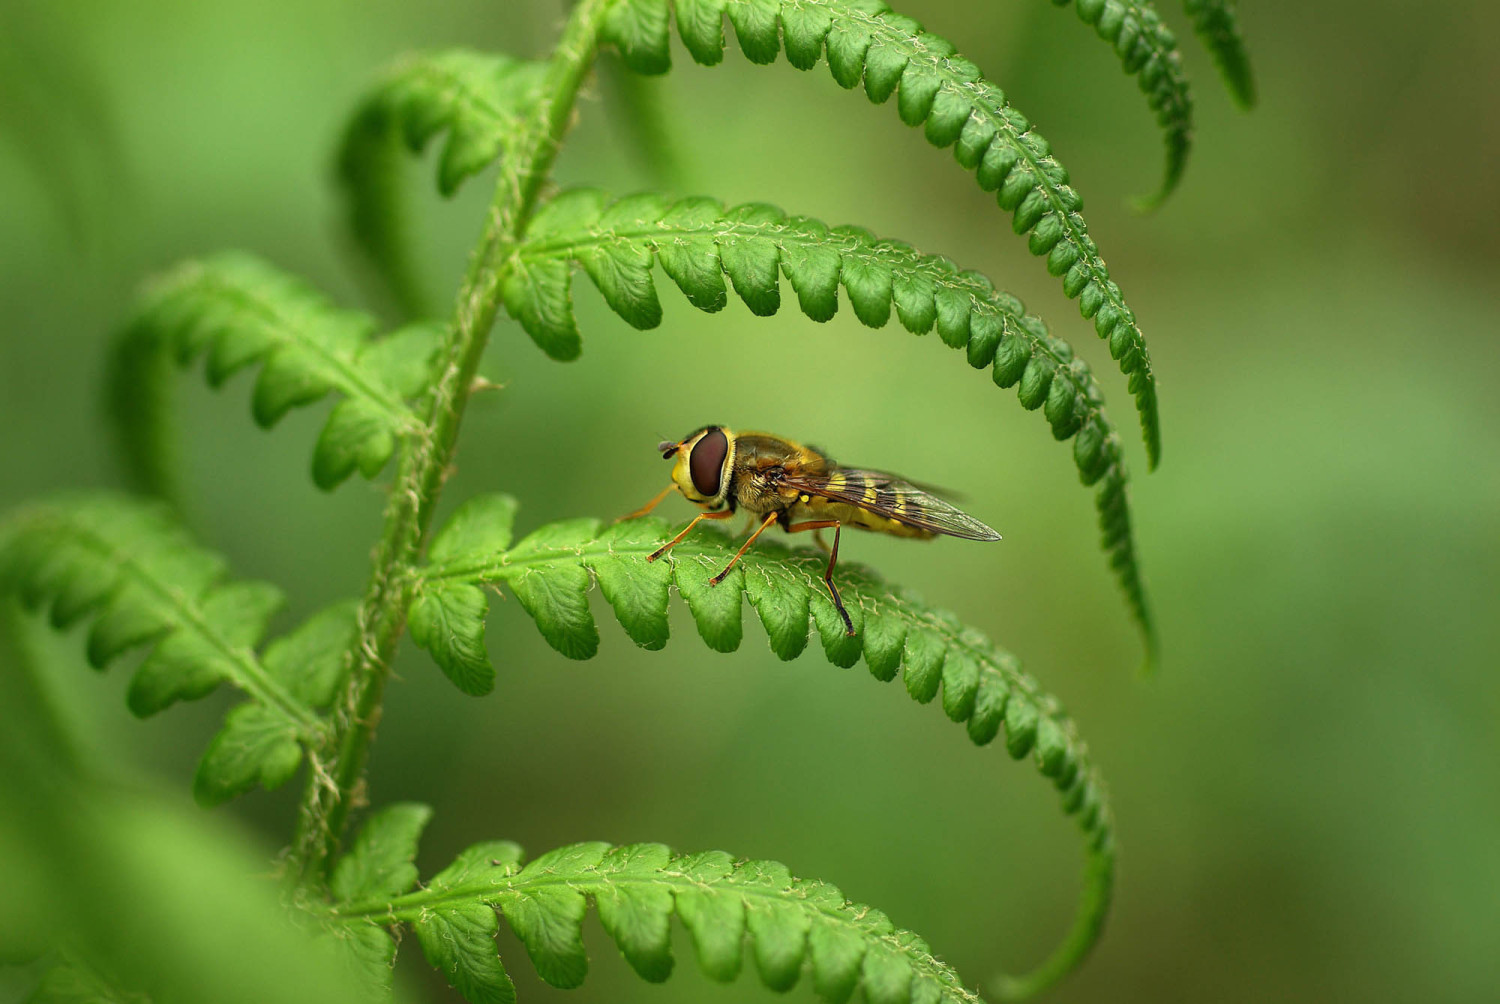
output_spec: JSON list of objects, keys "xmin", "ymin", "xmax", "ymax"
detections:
[
  {"xmin": 1050, "ymin": 0, "xmax": 1192, "ymax": 208},
  {"xmin": 110, "ymin": 254, "xmax": 443, "ymax": 492},
  {"xmin": 1181, "ymin": 0, "xmax": 1255, "ymax": 108},
  {"xmin": 335, "ymin": 50, "xmax": 548, "ymax": 313},
  {"xmin": 0, "ymin": 493, "xmax": 341, "ymax": 805},
  {"xmin": 601, "ymin": 0, "xmax": 1162, "ymax": 467},
  {"xmin": 406, "ymin": 497, "xmax": 1115, "ymax": 994},
  {"xmin": 326, "ymin": 808, "xmax": 991, "ymax": 1004},
  {"xmin": 505, "ymin": 188, "xmax": 1154, "ymax": 663}
]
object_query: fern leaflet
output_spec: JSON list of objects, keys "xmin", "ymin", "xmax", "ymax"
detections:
[
  {"xmin": 336, "ymin": 49, "xmax": 548, "ymax": 313},
  {"xmin": 601, "ymin": 0, "xmax": 1162, "ymax": 467},
  {"xmin": 111, "ymin": 254, "xmax": 442, "ymax": 492},
  {"xmin": 1050, "ymin": 0, "xmax": 1193, "ymax": 208},
  {"xmin": 405, "ymin": 497, "xmax": 1115, "ymax": 993},
  {"xmin": 0, "ymin": 493, "xmax": 357, "ymax": 806},
  {"xmin": 326, "ymin": 809, "xmax": 993, "ymax": 1004},
  {"xmin": 506, "ymin": 188, "xmax": 1154, "ymax": 663},
  {"xmin": 1181, "ymin": 0, "xmax": 1255, "ymax": 108}
]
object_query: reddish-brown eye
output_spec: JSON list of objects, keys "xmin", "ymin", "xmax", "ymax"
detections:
[{"xmin": 689, "ymin": 427, "xmax": 728, "ymax": 497}]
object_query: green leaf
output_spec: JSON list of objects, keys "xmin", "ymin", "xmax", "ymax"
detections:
[
  {"xmin": 110, "ymin": 254, "xmax": 433, "ymax": 493},
  {"xmin": 499, "ymin": 842, "xmax": 608, "ymax": 988},
  {"xmin": 414, "ymin": 507, "xmax": 1116, "ymax": 993},
  {"xmin": 1182, "ymin": 0, "xmax": 1257, "ymax": 108},
  {"xmin": 0, "ymin": 494, "xmax": 321, "ymax": 768},
  {"xmin": 611, "ymin": 0, "xmax": 1172, "ymax": 467},
  {"xmin": 262, "ymin": 601, "xmax": 358, "ymax": 707},
  {"xmin": 323, "ymin": 922, "xmax": 398, "ymax": 997},
  {"xmin": 415, "ymin": 902, "xmax": 517, "ymax": 1004},
  {"xmin": 513, "ymin": 190, "xmax": 1155, "ymax": 664},
  {"xmin": 193, "ymin": 703, "xmax": 304, "ymax": 807},
  {"xmin": 581, "ymin": 520, "xmax": 672, "ymax": 650},
  {"xmin": 408, "ymin": 583, "xmax": 494, "ymax": 695},
  {"xmin": 429, "ymin": 840, "xmax": 526, "ymax": 890},
  {"xmin": 501, "ymin": 258, "xmax": 581, "ymax": 361},
  {"xmin": 335, "ymin": 50, "xmax": 548, "ymax": 312},
  {"xmin": 429, "ymin": 494, "xmax": 520, "ymax": 565},
  {"xmin": 1051, "ymin": 0, "xmax": 1194, "ymax": 207},
  {"xmin": 604, "ymin": 0, "xmax": 673, "ymax": 75},
  {"xmin": 328, "ymin": 838, "xmax": 990, "ymax": 1004},
  {"xmin": 331, "ymin": 802, "xmax": 434, "ymax": 903}
]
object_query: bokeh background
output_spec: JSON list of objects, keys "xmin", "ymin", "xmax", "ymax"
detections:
[{"xmin": 2, "ymin": 0, "xmax": 1497, "ymax": 1001}]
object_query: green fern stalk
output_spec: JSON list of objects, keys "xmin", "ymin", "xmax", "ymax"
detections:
[{"xmin": 287, "ymin": 0, "xmax": 616, "ymax": 884}]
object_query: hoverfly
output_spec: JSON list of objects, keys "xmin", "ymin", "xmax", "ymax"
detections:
[{"xmin": 625, "ymin": 426, "xmax": 1000, "ymax": 636}]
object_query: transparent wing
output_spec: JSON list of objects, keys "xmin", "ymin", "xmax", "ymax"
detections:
[{"xmin": 783, "ymin": 468, "xmax": 1001, "ymax": 541}]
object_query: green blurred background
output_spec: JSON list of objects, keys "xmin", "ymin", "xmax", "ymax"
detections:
[{"xmin": 2, "ymin": 0, "xmax": 1497, "ymax": 1001}]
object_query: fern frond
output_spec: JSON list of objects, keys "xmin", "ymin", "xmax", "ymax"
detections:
[
  {"xmin": 1181, "ymin": 0, "xmax": 1255, "ymax": 108},
  {"xmin": 1050, "ymin": 0, "xmax": 1193, "ymax": 208},
  {"xmin": 506, "ymin": 188, "xmax": 1154, "ymax": 662},
  {"xmin": 111, "ymin": 254, "xmax": 442, "ymax": 491},
  {"xmin": 327, "ymin": 811, "xmax": 994, "ymax": 1004},
  {"xmin": 0, "ymin": 494, "xmax": 333, "ymax": 804},
  {"xmin": 335, "ymin": 49, "xmax": 548, "ymax": 311},
  {"xmin": 408, "ymin": 499, "xmax": 1115, "ymax": 992},
  {"xmin": 601, "ymin": 0, "xmax": 1162, "ymax": 467}
]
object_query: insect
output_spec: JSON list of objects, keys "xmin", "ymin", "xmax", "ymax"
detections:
[{"xmin": 624, "ymin": 426, "xmax": 1001, "ymax": 636}]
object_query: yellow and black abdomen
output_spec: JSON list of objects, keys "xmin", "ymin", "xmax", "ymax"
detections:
[{"xmin": 787, "ymin": 490, "xmax": 937, "ymax": 540}]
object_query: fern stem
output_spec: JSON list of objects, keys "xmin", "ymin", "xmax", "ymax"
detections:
[{"xmin": 287, "ymin": 0, "xmax": 614, "ymax": 886}]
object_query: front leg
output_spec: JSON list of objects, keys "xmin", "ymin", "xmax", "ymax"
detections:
[
  {"xmin": 708, "ymin": 512, "xmax": 780, "ymax": 585},
  {"xmin": 647, "ymin": 509, "xmax": 734, "ymax": 562}
]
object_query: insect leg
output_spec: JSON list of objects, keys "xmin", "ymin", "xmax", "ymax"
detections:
[
  {"xmin": 648, "ymin": 509, "xmax": 734, "ymax": 562},
  {"xmin": 786, "ymin": 520, "xmax": 852, "ymax": 635},
  {"xmin": 708, "ymin": 512, "xmax": 779, "ymax": 585},
  {"xmin": 620, "ymin": 483, "xmax": 678, "ymax": 522}
]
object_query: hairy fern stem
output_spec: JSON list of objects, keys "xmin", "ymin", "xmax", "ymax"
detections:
[{"xmin": 287, "ymin": 0, "xmax": 614, "ymax": 885}]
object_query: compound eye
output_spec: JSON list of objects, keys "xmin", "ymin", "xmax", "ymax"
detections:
[{"xmin": 689, "ymin": 427, "xmax": 728, "ymax": 497}]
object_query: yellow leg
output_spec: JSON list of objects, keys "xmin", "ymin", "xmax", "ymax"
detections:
[
  {"xmin": 620, "ymin": 483, "xmax": 678, "ymax": 522},
  {"xmin": 786, "ymin": 520, "xmax": 851, "ymax": 636},
  {"xmin": 708, "ymin": 512, "xmax": 780, "ymax": 585},
  {"xmin": 647, "ymin": 509, "xmax": 733, "ymax": 562}
]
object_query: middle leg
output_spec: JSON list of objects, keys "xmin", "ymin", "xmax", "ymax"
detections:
[{"xmin": 785, "ymin": 519, "xmax": 852, "ymax": 636}]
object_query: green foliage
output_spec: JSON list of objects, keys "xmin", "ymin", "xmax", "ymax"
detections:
[
  {"xmin": 2, "ymin": 0, "xmax": 1255, "ymax": 998},
  {"xmin": 328, "ymin": 817, "xmax": 997, "ymax": 1004},
  {"xmin": 407, "ymin": 499, "xmax": 1117, "ymax": 993},
  {"xmin": 337, "ymin": 50, "xmax": 548, "ymax": 315},
  {"xmin": 26, "ymin": 960, "xmax": 149, "ymax": 1004},
  {"xmin": 1182, "ymin": 0, "xmax": 1256, "ymax": 108},
  {"xmin": 1049, "ymin": 0, "xmax": 1192, "ymax": 208},
  {"xmin": 600, "ymin": 0, "xmax": 1163, "ymax": 467},
  {"xmin": 109, "ymin": 253, "xmax": 442, "ymax": 493},
  {"xmin": 506, "ymin": 188, "xmax": 1155, "ymax": 663},
  {"xmin": 0, "ymin": 493, "xmax": 350, "ymax": 806},
  {"xmin": 415, "ymin": 500, "xmax": 1114, "ymax": 844}
]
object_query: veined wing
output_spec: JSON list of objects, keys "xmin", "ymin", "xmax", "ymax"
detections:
[{"xmin": 784, "ymin": 468, "xmax": 1001, "ymax": 541}]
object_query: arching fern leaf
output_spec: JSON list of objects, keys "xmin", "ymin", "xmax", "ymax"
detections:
[
  {"xmin": 326, "ymin": 810, "xmax": 994, "ymax": 1004},
  {"xmin": 1050, "ymin": 0, "xmax": 1193, "ymax": 208},
  {"xmin": 0, "ymin": 493, "xmax": 349, "ymax": 806},
  {"xmin": 601, "ymin": 0, "xmax": 1162, "ymax": 467},
  {"xmin": 1182, "ymin": 0, "xmax": 1256, "ymax": 108},
  {"xmin": 335, "ymin": 50, "xmax": 548, "ymax": 314},
  {"xmin": 405, "ymin": 497, "xmax": 1115, "ymax": 994},
  {"xmin": 110, "ymin": 254, "xmax": 442, "ymax": 493},
  {"xmin": 506, "ymin": 188, "xmax": 1155, "ymax": 664}
]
